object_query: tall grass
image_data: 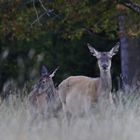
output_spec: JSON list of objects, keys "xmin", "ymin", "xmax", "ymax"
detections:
[{"xmin": 0, "ymin": 88, "xmax": 140, "ymax": 140}]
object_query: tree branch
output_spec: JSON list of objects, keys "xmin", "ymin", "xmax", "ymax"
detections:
[
  {"xmin": 31, "ymin": 0, "xmax": 57, "ymax": 27},
  {"xmin": 120, "ymin": 0, "xmax": 140, "ymax": 14},
  {"xmin": 33, "ymin": 0, "xmax": 41, "ymax": 25},
  {"xmin": 31, "ymin": 9, "xmax": 54, "ymax": 27},
  {"xmin": 39, "ymin": 0, "xmax": 46, "ymax": 10}
]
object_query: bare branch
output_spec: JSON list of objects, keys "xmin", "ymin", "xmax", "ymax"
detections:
[
  {"xmin": 121, "ymin": 0, "xmax": 140, "ymax": 14},
  {"xmin": 32, "ymin": 0, "xmax": 41, "ymax": 26},
  {"xmin": 31, "ymin": 9, "xmax": 56, "ymax": 27},
  {"xmin": 31, "ymin": 0, "xmax": 56, "ymax": 27},
  {"xmin": 38, "ymin": 0, "xmax": 47, "ymax": 10}
]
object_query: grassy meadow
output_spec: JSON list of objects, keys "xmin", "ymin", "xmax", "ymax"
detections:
[{"xmin": 0, "ymin": 88, "xmax": 140, "ymax": 140}]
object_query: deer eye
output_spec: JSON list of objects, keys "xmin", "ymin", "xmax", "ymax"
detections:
[{"xmin": 42, "ymin": 80, "xmax": 46, "ymax": 84}]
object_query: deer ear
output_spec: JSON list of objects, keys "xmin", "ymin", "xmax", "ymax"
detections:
[
  {"xmin": 50, "ymin": 67, "xmax": 59, "ymax": 78},
  {"xmin": 109, "ymin": 42, "xmax": 120, "ymax": 57},
  {"xmin": 40, "ymin": 65, "xmax": 49, "ymax": 77},
  {"xmin": 87, "ymin": 43, "xmax": 100, "ymax": 57}
]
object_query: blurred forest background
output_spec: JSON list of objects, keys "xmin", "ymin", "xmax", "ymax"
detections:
[{"xmin": 0, "ymin": 0, "xmax": 140, "ymax": 98}]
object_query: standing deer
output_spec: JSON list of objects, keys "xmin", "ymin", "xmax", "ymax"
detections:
[
  {"xmin": 28, "ymin": 65, "xmax": 61, "ymax": 121},
  {"xmin": 58, "ymin": 43, "xmax": 119, "ymax": 120}
]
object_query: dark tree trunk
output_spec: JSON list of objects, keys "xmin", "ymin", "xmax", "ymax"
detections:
[
  {"xmin": 128, "ymin": 39, "xmax": 140, "ymax": 88},
  {"xmin": 118, "ymin": 1, "xmax": 140, "ymax": 91},
  {"xmin": 118, "ymin": 14, "xmax": 130, "ymax": 87},
  {"xmin": 118, "ymin": 14, "xmax": 140, "ymax": 90}
]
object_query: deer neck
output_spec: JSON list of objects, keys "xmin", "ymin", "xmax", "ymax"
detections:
[{"xmin": 99, "ymin": 70, "xmax": 112, "ymax": 94}]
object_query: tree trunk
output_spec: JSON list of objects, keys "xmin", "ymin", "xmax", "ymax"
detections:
[
  {"xmin": 118, "ymin": 1, "xmax": 140, "ymax": 91},
  {"xmin": 128, "ymin": 38, "xmax": 140, "ymax": 88},
  {"xmin": 118, "ymin": 14, "xmax": 130, "ymax": 88},
  {"xmin": 118, "ymin": 14, "xmax": 140, "ymax": 90}
]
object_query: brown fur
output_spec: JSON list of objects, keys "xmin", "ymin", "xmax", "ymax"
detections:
[
  {"xmin": 58, "ymin": 43, "xmax": 120, "ymax": 118},
  {"xmin": 58, "ymin": 76, "xmax": 102, "ymax": 119},
  {"xmin": 28, "ymin": 77, "xmax": 61, "ymax": 120},
  {"xmin": 59, "ymin": 76, "xmax": 100, "ymax": 104}
]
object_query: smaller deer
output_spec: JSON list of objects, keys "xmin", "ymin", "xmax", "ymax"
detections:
[
  {"xmin": 58, "ymin": 43, "xmax": 119, "ymax": 120},
  {"xmin": 28, "ymin": 65, "xmax": 61, "ymax": 121}
]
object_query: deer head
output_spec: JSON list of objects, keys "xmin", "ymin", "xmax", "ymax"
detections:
[
  {"xmin": 87, "ymin": 42, "xmax": 119, "ymax": 72},
  {"xmin": 37, "ymin": 65, "xmax": 58, "ymax": 93}
]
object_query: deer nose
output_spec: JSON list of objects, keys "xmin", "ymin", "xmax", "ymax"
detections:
[{"xmin": 102, "ymin": 64, "xmax": 108, "ymax": 70}]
